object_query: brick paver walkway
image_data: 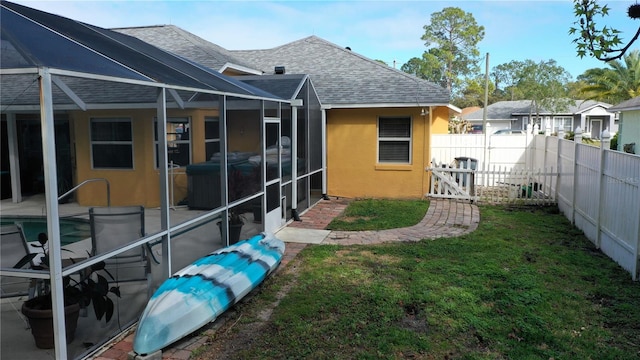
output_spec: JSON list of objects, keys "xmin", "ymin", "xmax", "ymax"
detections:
[
  {"xmin": 92, "ymin": 197, "xmax": 480, "ymax": 360},
  {"xmin": 323, "ymin": 198, "xmax": 480, "ymax": 245},
  {"xmin": 287, "ymin": 197, "xmax": 352, "ymax": 230}
]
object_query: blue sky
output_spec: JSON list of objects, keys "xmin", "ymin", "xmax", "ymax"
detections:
[{"xmin": 13, "ymin": 0, "xmax": 640, "ymax": 79}]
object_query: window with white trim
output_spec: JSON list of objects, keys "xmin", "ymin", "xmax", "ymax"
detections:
[
  {"xmin": 378, "ymin": 117, "xmax": 411, "ymax": 163},
  {"xmin": 90, "ymin": 118, "xmax": 133, "ymax": 169},
  {"xmin": 155, "ymin": 117, "xmax": 191, "ymax": 167},
  {"xmin": 204, "ymin": 116, "xmax": 220, "ymax": 160},
  {"xmin": 552, "ymin": 116, "xmax": 573, "ymax": 133}
]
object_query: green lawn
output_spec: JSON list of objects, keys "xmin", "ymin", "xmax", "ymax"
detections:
[
  {"xmin": 201, "ymin": 203, "xmax": 640, "ymax": 359},
  {"xmin": 327, "ymin": 198, "xmax": 430, "ymax": 231}
]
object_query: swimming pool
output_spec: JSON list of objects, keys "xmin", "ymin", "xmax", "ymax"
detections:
[{"xmin": 0, "ymin": 215, "xmax": 91, "ymax": 246}]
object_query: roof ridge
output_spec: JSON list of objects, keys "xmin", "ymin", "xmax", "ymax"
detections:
[
  {"xmin": 306, "ymin": 36, "xmax": 443, "ymax": 86},
  {"xmin": 118, "ymin": 24, "xmax": 260, "ymax": 71},
  {"xmin": 111, "ymin": 24, "xmax": 171, "ymax": 31},
  {"xmin": 232, "ymin": 35, "xmax": 445, "ymax": 93}
]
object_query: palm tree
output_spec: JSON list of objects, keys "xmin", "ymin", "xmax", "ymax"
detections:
[{"xmin": 578, "ymin": 50, "xmax": 640, "ymax": 103}]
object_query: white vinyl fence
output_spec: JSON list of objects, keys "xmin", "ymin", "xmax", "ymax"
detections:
[{"xmin": 428, "ymin": 129, "xmax": 640, "ymax": 280}]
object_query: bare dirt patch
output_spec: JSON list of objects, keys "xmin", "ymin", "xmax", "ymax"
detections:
[{"xmin": 193, "ymin": 257, "xmax": 302, "ymax": 360}]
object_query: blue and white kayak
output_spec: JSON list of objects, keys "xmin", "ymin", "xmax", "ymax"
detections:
[{"xmin": 132, "ymin": 233, "xmax": 285, "ymax": 355}]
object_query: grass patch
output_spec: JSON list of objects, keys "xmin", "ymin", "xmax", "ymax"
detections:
[
  {"xmin": 205, "ymin": 205, "xmax": 640, "ymax": 359},
  {"xmin": 327, "ymin": 198, "xmax": 429, "ymax": 231}
]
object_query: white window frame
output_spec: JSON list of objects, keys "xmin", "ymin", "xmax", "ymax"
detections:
[
  {"xmin": 552, "ymin": 116, "xmax": 573, "ymax": 133},
  {"xmin": 154, "ymin": 117, "xmax": 192, "ymax": 168},
  {"xmin": 90, "ymin": 117, "xmax": 133, "ymax": 169},
  {"xmin": 377, "ymin": 116, "xmax": 412, "ymax": 164}
]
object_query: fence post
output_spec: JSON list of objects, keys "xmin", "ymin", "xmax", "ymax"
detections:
[
  {"xmin": 595, "ymin": 130, "xmax": 611, "ymax": 248},
  {"xmin": 532, "ymin": 124, "xmax": 539, "ymax": 169},
  {"xmin": 484, "ymin": 122, "xmax": 491, "ymax": 186},
  {"xmin": 525, "ymin": 123, "xmax": 532, "ymax": 169},
  {"xmin": 636, "ymin": 198, "xmax": 640, "ymax": 281},
  {"xmin": 556, "ymin": 129, "xmax": 565, "ymax": 204},
  {"xmin": 572, "ymin": 127, "xmax": 583, "ymax": 224}
]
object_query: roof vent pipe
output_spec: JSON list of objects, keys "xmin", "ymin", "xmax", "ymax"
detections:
[{"xmin": 274, "ymin": 66, "xmax": 285, "ymax": 74}]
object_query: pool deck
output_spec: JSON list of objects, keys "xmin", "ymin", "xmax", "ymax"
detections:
[{"xmin": 0, "ymin": 194, "xmax": 227, "ymax": 360}]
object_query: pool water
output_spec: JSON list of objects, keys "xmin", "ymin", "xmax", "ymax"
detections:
[{"xmin": 1, "ymin": 216, "xmax": 91, "ymax": 246}]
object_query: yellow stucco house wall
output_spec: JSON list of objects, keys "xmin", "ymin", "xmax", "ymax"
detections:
[
  {"xmin": 326, "ymin": 106, "xmax": 450, "ymax": 199},
  {"xmin": 70, "ymin": 108, "xmax": 219, "ymax": 208}
]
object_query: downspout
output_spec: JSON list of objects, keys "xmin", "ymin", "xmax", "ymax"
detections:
[
  {"xmin": 422, "ymin": 107, "xmax": 430, "ymax": 198},
  {"xmin": 290, "ymin": 99, "xmax": 302, "ymax": 221},
  {"xmin": 321, "ymin": 108, "xmax": 329, "ymax": 200}
]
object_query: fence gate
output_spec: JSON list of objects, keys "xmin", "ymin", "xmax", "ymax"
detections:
[
  {"xmin": 427, "ymin": 159, "xmax": 476, "ymax": 201},
  {"xmin": 426, "ymin": 159, "xmax": 558, "ymax": 205}
]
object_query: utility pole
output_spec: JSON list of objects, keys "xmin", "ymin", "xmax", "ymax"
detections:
[
  {"xmin": 482, "ymin": 53, "xmax": 490, "ymax": 185},
  {"xmin": 482, "ymin": 53, "xmax": 489, "ymax": 134}
]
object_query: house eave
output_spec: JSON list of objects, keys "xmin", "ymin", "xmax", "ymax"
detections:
[
  {"xmin": 321, "ymin": 102, "xmax": 453, "ymax": 110},
  {"xmin": 219, "ymin": 62, "xmax": 263, "ymax": 76},
  {"xmin": 575, "ymin": 104, "xmax": 610, "ymax": 114}
]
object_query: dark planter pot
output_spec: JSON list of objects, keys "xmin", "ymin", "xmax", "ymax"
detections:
[
  {"xmin": 21, "ymin": 298, "xmax": 80, "ymax": 349},
  {"xmin": 218, "ymin": 222, "xmax": 244, "ymax": 245}
]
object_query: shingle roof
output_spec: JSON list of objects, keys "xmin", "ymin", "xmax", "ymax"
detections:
[
  {"xmin": 112, "ymin": 26, "xmax": 450, "ymax": 107},
  {"xmin": 232, "ymin": 36, "xmax": 450, "ymax": 106},
  {"xmin": 113, "ymin": 25, "xmax": 258, "ymax": 72},
  {"xmin": 609, "ymin": 96, "xmax": 640, "ymax": 111},
  {"xmin": 463, "ymin": 100, "xmax": 531, "ymax": 120},
  {"xmin": 464, "ymin": 100, "xmax": 612, "ymax": 120},
  {"xmin": 238, "ymin": 74, "xmax": 308, "ymax": 100}
]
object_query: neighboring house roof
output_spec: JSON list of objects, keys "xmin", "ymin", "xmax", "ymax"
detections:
[
  {"xmin": 569, "ymin": 100, "xmax": 613, "ymax": 114},
  {"xmin": 231, "ymin": 36, "xmax": 450, "ymax": 107},
  {"xmin": 113, "ymin": 25, "xmax": 261, "ymax": 75},
  {"xmin": 461, "ymin": 106, "xmax": 481, "ymax": 116},
  {"xmin": 463, "ymin": 100, "xmax": 613, "ymax": 121},
  {"xmin": 463, "ymin": 100, "xmax": 532, "ymax": 121},
  {"xmin": 609, "ymin": 96, "xmax": 640, "ymax": 112}
]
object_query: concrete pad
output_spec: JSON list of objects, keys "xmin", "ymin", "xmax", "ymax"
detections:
[{"xmin": 276, "ymin": 227, "xmax": 330, "ymax": 244}]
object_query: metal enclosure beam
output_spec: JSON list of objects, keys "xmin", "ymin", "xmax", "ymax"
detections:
[{"xmin": 39, "ymin": 67, "xmax": 68, "ymax": 359}]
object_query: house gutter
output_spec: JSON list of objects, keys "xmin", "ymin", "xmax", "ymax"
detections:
[
  {"xmin": 321, "ymin": 102, "xmax": 451, "ymax": 110},
  {"xmin": 321, "ymin": 108, "xmax": 329, "ymax": 200}
]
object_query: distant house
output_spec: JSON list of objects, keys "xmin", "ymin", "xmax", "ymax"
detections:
[
  {"xmin": 116, "ymin": 25, "xmax": 459, "ymax": 199},
  {"xmin": 609, "ymin": 97, "xmax": 640, "ymax": 154},
  {"xmin": 463, "ymin": 100, "xmax": 617, "ymax": 138}
]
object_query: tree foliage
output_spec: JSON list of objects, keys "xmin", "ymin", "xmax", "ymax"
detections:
[
  {"xmin": 405, "ymin": 7, "xmax": 484, "ymax": 95},
  {"xmin": 400, "ymin": 50, "xmax": 447, "ymax": 88},
  {"xmin": 513, "ymin": 60, "xmax": 573, "ymax": 122},
  {"xmin": 452, "ymin": 76, "xmax": 496, "ymax": 109},
  {"xmin": 570, "ymin": 0, "xmax": 640, "ymax": 61},
  {"xmin": 576, "ymin": 49, "xmax": 640, "ymax": 103},
  {"xmin": 491, "ymin": 61, "xmax": 528, "ymax": 101}
]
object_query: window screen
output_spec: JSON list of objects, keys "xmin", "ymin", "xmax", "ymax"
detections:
[{"xmin": 378, "ymin": 117, "xmax": 411, "ymax": 163}]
